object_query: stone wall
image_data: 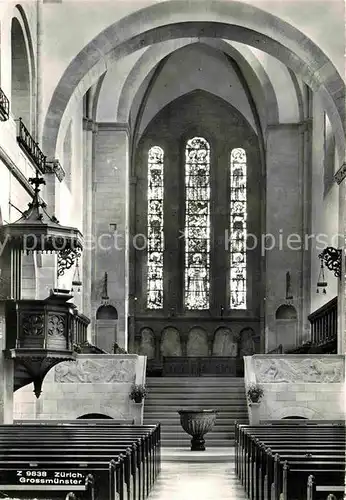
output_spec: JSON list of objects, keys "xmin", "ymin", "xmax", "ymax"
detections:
[
  {"xmin": 244, "ymin": 354, "xmax": 345, "ymax": 421},
  {"xmin": 13, "ymin": 354, "xmax": 147, "ymax": 424}
]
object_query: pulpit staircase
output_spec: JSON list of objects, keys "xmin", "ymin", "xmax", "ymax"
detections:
[{"xmin": 143, "ymin": 377, "xmax": 248, "ymax": 447}]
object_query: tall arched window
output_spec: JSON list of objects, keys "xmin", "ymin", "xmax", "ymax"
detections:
[
  {"xmin": 184, "ymin": 137, "xmax": 211, "ymax": 310},
  {"xmin": 147, "ymin": 146, "xmax": 164, "ymax": 309},
  {"xmin": 229, "ymin": 148, "xmax": 247, "ymax": 309}
]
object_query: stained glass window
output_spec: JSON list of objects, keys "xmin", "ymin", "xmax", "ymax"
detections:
[
  {"xmin": 147, "ymin": 146, "xmax": 164, "ymax": 309},
  {"xmin": 230, "ymin": 148, "xmax": 247, "ymax": 309},
  {"xmin": 184, "ymin": 137, "xmax": 211, "ymax": 310}
]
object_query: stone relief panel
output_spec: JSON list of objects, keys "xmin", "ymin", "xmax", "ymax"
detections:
[
  {"xmin": 187, "ymin": 327, "xmax": 208, "ymax": 357},
  {"xmin": 55, "ymin": 358, "xmax": 136, "ymax": 383},
  {"xmin": 212, "ymin": 327, "xmax": 238, "ymax": 357},
  {"xmin": 161, "ymin": 327, "xmax": 182, "ymax": 357},
  {"xmin": 254, "ymin": 357, "xmax": 344, "ymax": 383},
  {"xmin": 239, "ymin": 327, "xmax": 258, "ymax": 357},
  {"xmin": 139, "ymin": 328, "xmax": 155, "ymax": 359}
]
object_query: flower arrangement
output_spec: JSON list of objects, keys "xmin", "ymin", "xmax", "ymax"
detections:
[
  {"xmin": 113, "ymin": 342, "xmax": 128, "ymax": 354},
  {"xmin": 73, "ymin": 343, "xmax": 82, "ymax": 353},
  {"xmin": 246, "ymin": 383, "xmax": 264, "ymax": 404},
  {"xmin": 129, "ymin": 383, "xmax": 147, "ymax": 403}
]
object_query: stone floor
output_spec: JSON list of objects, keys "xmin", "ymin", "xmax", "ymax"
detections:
[{"xmin": 148, "ymin": 448, "xmax": 247, "ymax": 500}]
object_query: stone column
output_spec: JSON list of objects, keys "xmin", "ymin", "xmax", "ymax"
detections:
[
  {"xmin": 82, "ymin": 118, "xmax": 95, "ymax": 333},
  {"xmin": 0, "ymin": 302, "xmax": 14, "ymax": 424},
  {"xmin": 92, "ymin": 123, "xmax": 130, "ymax": 350}
]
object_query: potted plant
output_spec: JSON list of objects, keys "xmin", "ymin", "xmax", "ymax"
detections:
[
  {"xmin": 246, "ymin": 383, "xmax": 264, "ymax": 425},
  {"xmin": 129, "ymin": 383, "xmax": 147, "ymax": 404}
]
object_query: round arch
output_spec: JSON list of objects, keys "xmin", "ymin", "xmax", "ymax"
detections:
[
  {"xmin": 269, "ymin": 406, "xmax": 323, "ymax": 420},
  {"xmin": 96, "ymin": 304, "xmax": 118, "ymax": 320},
  {"xmin": 77, "ymin": 413, "xmax": 113, "ymax": 419},
  {"xmin": 10, "ymin": 5, "xmax": 36, "ymax": 131},
  {"xmin": 42, "ymin": 1, "xmax": 345, "ymax": 164},
  {"xmin": 275, "ymin": 304, "xmax": 298, "ymax": 320}
]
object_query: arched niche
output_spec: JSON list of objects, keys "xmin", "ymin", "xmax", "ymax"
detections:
[
  {"xmin": 187, "ymin": 327, "xmax": 208, "ymax": 357},
  {"xmin": 275, "ymin": 304, "xmax": 298, "ymax": 351},
  {"xmin": 239, "ymin": 327, "xmax": 258, "ymax": 357},
  {"xmin": 95, "ymin": 304, "xmax": 118, "ymax": 353},
  {"xmin": 282, "ymin": 416, "xmax": 307, "ymax": 420},
  {"xmin": 11, "ymin": 16, "xmax": 32, "ymax": 127},
  {"xmin": 160, "ymin": 327, "xmax": 182, "ymax": 357},
  {"xmin": 275, "ymin": 304, "xmax": 297, "ymax": 320},
  {"xmin": 138, "ymin": 327, "xmax": 155, "ymax": 360},
  {"xmin": 212, "ymin": 327, "xmax": 238, "ymax": 357},
  {"xmin": 77, "ymin": 413, "xmax": 113, "ymax": 419}
]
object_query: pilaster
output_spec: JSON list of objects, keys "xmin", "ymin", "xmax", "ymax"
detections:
[{"xmin": 93, "ymin": 123, "xmax": 130, "ymax": 350}]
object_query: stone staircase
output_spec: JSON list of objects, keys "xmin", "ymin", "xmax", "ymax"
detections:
[{"xmin": 143, "ymin": 377, "xmax": 248, "ymax": 447}]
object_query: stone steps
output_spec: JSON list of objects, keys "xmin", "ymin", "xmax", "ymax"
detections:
[{"xmin": 143, "ymin": 377, "xmax": 248, "ymax": 448}]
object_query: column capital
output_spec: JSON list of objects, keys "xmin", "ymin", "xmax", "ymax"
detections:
[
  {"xmin": 83, "ymin": 117, "xmax": 98, "ymax": 133},
  {"xmin": 96, "ymin": 122, "xmax": 130, "ymax": 135}
]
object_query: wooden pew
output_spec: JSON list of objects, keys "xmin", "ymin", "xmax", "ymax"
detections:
[
  {"xmin": 0, "ymin": 422, "xmax": 161, "ymax": 500},
  {"xmin": 0, "ymin": 422, "xmax": 161, "ymax": 494},
  {"xmin": 234, "ymin": 422, "xmax": 345, "ymax": 500},
  {"xmin": 1, "ymin": 422, "xmax": 161, "ymax": 484},
  {"xmin": 306, "ymin": 473, "xmax": 345, "ymax": 500},
  {"xmin": 0, "ymin": 469, "xmax": 96, "ymax": 500}
]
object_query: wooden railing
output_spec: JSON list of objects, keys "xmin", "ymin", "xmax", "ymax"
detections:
[
  {"xmin": 308, "ymin": 296, "xmax": 337, "ymax": 346},
  {"xmin": 16, "ymin": 118, "xmax": 46, "ymax": 174},
  {"xmin": 0, "ymin": 87, "xmax": 9, "ymax": 121},
  {"xmin": 286, "ymin": 297, "xmax": 338, "ymax": 354}
]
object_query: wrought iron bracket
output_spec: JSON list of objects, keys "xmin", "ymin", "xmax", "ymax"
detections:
[
  {"xmin": 46, "ymin": 158, "xmax": 66, "ymax": 182},
  {"xmin": 57, "ymin": 248, "xmax": 82, "ymax": 277},
  {"xmin": 318, "ymin": 247, "xmax": 342, "ymax": 278}
]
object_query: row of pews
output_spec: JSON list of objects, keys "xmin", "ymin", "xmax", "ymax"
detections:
[
  {"xmin": 235, "ymin": 421, "xmax": 345, "ymax": 500},
  {"xmin": 0, "ymin": 420, "xmax": 161, "ymax": 500}
]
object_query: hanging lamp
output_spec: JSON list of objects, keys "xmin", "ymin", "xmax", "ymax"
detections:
[
  {"xmin": 71, "ymin": 258, "xmax": 82, "ymax": 292},
  {"xmin": 316, "ymin": 258, "xmax": 327, "ymax": 294}
]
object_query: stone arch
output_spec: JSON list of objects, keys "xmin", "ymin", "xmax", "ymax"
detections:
[
  {"xmin": 269, "ymin": 406, "xmax": 323, "ymax": 420},
  {"xmin": 10, "ymin": 5, "xmax": 35, "ymax": 130},
  {"xmin": 239, "ymin": 327, "xmax": 258, "ymax": 357},
  {"xmin": 275, "ymin": 304, "xmax": 298, "ymax": 320},
  {"xmin": 212, "ymin": 327, "xmax": 238, "ymax": 357},
  {"xmin": 282, "ymin": 416, "xmax": 307, "ymax": 420},
  {"xmin": 96, "ymin": 304, "xmax": 118, "ymax": 320},
  {"xmin": 116, "ymin": 38, "xmax": 279, "ymax": 132},
  {"xmin": 95, "ymin": 304, "xmax": 118, "ymax": 353},
  {"xmin": 275, "ymin": 304, "xmax": 298, "ymax": 351},
  {"xmin": 42, "ymin": 1, "xmax": 345, "ymax": 164},
  {"xmin": 77, "ymin": 413, "xmax": 113, "ymax": 419},
  {"xmin": 138, "ymin": 327, "xmax": 155, "ymax": 360},
  {"xmin": 187, "ymin": 327, "xmax": 208, "ymax": 357},
  {"xmin": 160, "ymin": 327, "xmax": 182, "ymax": 357}
]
